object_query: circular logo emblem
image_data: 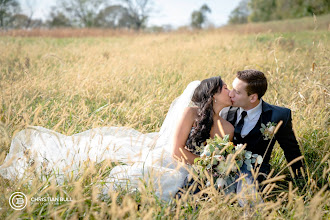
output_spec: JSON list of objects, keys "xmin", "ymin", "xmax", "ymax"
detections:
[{"xmin": 9, "ymin": 192, "xmax": 27, "ymax": 210}]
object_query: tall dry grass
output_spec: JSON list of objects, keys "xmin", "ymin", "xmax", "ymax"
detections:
[{"xmin": 0, "ymin": 22, "xmax": 329, "ymax": 219}]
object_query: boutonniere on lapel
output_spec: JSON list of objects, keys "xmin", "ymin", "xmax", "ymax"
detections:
[{"xmin": 260, "ymin": 122, "xmax": 277, "ymax": 140}]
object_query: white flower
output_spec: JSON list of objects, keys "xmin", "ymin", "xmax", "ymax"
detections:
[
  {"xmin": 235, "ymin": 144, "xmax": 244, "ymax": 151},
  {"xmin": 214, "ymin": 155, "xmax": 225, "ymax": 161},
  {"xmin": 216, "ymin": 161, "xmax": 228, "ymax": 174},
  {"xmin": 216, "ymin": 177, "xmax": 227, "ymax": 189},
  {"xmin": 267, "ymin": 126, "xmax": 275, "ymax": 134}
]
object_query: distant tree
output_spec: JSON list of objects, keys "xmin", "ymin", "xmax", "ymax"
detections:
[
  {"xmin": 307, "ymin": 0, "xmax": 330, "ymax": 16},
  {"xmin": 47, "ymin": 0, "xmax": 153, "ymax": 29},
  {"xmin": 95, "ymin": 5, "xmax": 134, "ymax": 28},
  {"xmin": 275, "ymin": 0, "xmax": 330, "ymax": 19},
  {"xmin": 247, "ymin": 0, "xmax": 330, "ymax": 23},
  {"xmin": 119, "ymin": 0, "xmax": 153, "ymax": 30},
  {"xmin": 0, "ymin": 0, "xmax": 20, "ymax": 29},
  {"xmin": 22, "ymin": 0, "xmax": 37, "ymax": 28},
  {"xmin": 249, "ymin": 0, "xmax": 276, "ymax": 22},
  {"xmin": 5, "ymin": 13, "xmax": 44, "ymax": 29},
  {"xmin": 191, "ymin": 4, "xmax": 211, "ymax": 29},
  {"xmin": 57, "ymin": 0, "xmax": 109, "ymax": 27},
  {"xmin": 47, "ymin": 9, "xmax": 72, "ymax": 28},
  {"xmin": 8, "ymin": 13, "xmax": 27, "ymax": 28},
  {"xmin": 228, "ymin": 0, "xmax": 250, "ymax": 24}
]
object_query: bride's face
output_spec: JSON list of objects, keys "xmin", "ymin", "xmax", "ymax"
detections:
[{"xmin": 213, "ymin": 83, "xmax": 232, "ymax": 107}]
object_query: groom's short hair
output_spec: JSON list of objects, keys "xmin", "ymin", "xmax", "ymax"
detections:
[{"xmin": 237, "ymin": 69, "xmax": 267, "ymax": 99}]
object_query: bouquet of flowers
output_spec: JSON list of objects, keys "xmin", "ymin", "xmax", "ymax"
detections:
[{"xmin": 192, "ymin": 135, "xmax": 263, "ymax": 191}]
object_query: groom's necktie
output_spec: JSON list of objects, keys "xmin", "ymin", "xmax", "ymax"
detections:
[{"xmin": 235, "ymin": 111, "xmax": 247, "ymax": 136}]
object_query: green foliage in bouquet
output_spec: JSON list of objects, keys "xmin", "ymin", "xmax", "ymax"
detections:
[{"xmin": 192, "ymin": 134, "xmax": 263, "ymax": 192}]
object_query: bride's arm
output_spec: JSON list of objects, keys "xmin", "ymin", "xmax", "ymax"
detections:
[{"xmin": 171, "ymin": 107, "xmax": 198, "ymax": 165}]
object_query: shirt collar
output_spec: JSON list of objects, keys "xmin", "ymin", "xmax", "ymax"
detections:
[{"xmin": 238, "ymin": 99, "xmax": 263, "ymax": 120}]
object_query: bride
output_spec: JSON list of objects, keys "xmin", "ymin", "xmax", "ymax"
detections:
[{"xmin": 0, "ymin": 76, "xmax": 233, "ymax": 201}]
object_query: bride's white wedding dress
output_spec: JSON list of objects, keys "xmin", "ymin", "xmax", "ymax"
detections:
[{"xmin": 0, "ymin": 81, "xmax": 201, "ymax": 201}]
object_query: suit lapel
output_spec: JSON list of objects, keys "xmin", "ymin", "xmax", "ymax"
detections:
[
  {"xmin": 245, "ymin": 101, "xmax": 273, "ymax": 143},
  {"xmin": 255, "ymin": 101, "xmax": 273, "ymax": 144},
  {"xmin": 261, "ymin": 101, "xmax": 273, "ymax": 125}
]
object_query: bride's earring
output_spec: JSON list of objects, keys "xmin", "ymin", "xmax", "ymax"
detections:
[{"xmin": 214, "ymin": 99, "xmax": 217, "ymax": 103}]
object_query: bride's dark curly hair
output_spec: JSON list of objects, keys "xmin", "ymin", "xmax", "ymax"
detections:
[{"xmin": 186, "ymin": 76, "xmax": 223, "ymax": 151}]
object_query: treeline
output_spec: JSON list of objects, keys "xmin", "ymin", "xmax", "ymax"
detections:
[
  {"xmin": 0, "ymin": 0, "xmax": 158, "ymax": 30},
  {"xmin": 2, "ymin": 0, "xmax": 328, "ymax": 31},
  {"xmin": 229, "ymin": 0, "xmax": 330, "ymax": 24},
  {"xmin": 0, "ymin": 0, "xmax": 214, "ymax": 31}
]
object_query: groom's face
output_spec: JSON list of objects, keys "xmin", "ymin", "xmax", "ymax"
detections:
[{"xmin": 229, "ymin": 78, "xmax": 251, "ymax": 109}]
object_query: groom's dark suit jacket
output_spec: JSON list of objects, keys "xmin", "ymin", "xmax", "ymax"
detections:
[{"xmin": 226, "ymin": 101, "xmax": 303, "ymax": 176}]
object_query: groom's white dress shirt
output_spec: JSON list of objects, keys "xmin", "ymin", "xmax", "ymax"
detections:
[{"xmin": 220, "ymin": 100, "xmax": 263, "ymax": 138}]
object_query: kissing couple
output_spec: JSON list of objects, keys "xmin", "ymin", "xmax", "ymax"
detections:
[{"xmin": 0, "ymin": 69, "xmax": 304, "ymax": 201}]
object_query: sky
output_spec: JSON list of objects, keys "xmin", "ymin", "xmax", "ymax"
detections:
[{"xmin": 18, "ymin": 0, "xmax": 239, "ymax": 28}]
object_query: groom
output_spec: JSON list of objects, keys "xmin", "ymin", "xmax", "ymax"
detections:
[{"xmin": 221, "ymin": 69, "xmax": 304, "ymax": 181}]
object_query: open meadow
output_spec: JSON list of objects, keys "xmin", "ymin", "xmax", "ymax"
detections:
[{"xmin": 0, "ymin": 15, "xmax": 329, "ymax": 219}]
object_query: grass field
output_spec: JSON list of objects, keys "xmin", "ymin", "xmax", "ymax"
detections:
[{"xmin": 0, "ymin": 15, "xmax": 329, "ymax": 219}]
